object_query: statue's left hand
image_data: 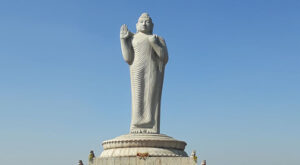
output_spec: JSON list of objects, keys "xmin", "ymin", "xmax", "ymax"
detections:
[
  {"xmin": 148, "ymin": 34, "xmax": 158, "ymax": 44},
  {"xmin": 120, "ymin": 24, "xmax": 132, "ymax": 39}
]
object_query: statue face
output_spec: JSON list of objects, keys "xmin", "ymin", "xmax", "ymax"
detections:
[{"xmin": 136, "ymin": 17, "xmax": 153, "ymax": 34}]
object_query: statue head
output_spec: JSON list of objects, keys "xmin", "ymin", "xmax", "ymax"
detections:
[{"xmin": 136, "ymin": 13, "xmax": 154, "ymax": 34}]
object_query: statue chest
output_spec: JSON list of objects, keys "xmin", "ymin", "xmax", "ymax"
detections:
[
  {"xmin": 132, "ymin": 38, "xmax": 158, "ymax": 68},
  {"xmin": 132, "ymin": 35, "xmax": 152, "ymax": 51}
]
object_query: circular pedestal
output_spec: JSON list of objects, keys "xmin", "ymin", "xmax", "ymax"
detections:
[{"xmin": 100, "ymin": 134, "xmax": 188, "ymax": 157}]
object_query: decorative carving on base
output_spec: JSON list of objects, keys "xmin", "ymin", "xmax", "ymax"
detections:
[{"xmin": 100, "ymin": 134, "xmax": 188, "ymax": 157}]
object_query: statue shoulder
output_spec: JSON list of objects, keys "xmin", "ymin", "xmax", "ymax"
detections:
[
  {"xmin": 157, "ymin": 36, "xmax": 165, "ymax": 41},
  {"xmin": 157, "ymin": 35, "xmax": 167, "ymax": 46},
  {"xmin": 132, "ymin": 33, "xmax": 140, "ymax": 40}
]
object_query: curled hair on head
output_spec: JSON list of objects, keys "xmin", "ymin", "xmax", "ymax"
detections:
[
  {"xmin": 139, "ymin": 13, "xmax": 153, "ymax": 23},
  {"xmin": 136, "ymin": 12, "xmax": 154, "ymax": 34}
]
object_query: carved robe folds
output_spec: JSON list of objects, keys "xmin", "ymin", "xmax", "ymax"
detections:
[{"xmin": 129, "ymin": 33, "xmax": 168, "ymax": 134}]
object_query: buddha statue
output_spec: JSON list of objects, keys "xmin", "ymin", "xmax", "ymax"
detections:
[
  {"xmin": 120, "ymin": 13, "xmax": 168, "ymax": 134},
  {"xmin": 98, "ymin": 13, "xmax": 187, "ymax": 158}
]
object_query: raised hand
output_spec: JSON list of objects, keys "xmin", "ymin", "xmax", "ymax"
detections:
[
  {"xmin": 120, "ymin": 24, "xmax": 132, "ymax": 39},
  {"xmin": 148, "ymin": 34, "xmax": 158, "ymax": 44}
]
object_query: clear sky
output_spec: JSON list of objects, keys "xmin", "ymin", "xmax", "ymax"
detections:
[{"xmin": 0, "ymin": 0, "xmax": 299, "ymax": 165}]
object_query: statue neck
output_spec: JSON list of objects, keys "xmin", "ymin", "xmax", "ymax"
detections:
[{"xmin": 137, "ymin": 31, "xmax": 152, "ymax": 35}]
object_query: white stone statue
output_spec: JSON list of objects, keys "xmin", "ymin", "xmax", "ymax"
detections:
[
  {"xmin": 98, "ymin": 13, "xmax": 188, "ymax": 158},
  {"xmin": 120, "ymin": 13, "xmax": 168, "ymax": 134}
]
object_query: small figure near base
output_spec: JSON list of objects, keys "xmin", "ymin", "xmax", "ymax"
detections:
[
  {"xmin": 88, "ymin": 150, "xmax": 95, "ymax": 165},
  {"xmin": 78, "ymin": 160, "xmax": 84, "ymax": 165}
]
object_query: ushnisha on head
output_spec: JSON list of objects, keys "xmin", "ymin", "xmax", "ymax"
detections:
[{"xmin": 136, "ymin": 13, "xmax": 154, "ymax": 34}]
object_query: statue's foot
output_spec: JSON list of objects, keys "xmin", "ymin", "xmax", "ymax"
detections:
[{"xmin": 130, "ymin": 128, "xmax": 157, "ymax": 134}]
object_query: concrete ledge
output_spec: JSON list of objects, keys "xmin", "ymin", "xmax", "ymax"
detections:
[
  {"xmin": 100, "ymin": 134, "xmax": 188, "ymax": 157},
  {"xmin": 92, "ymin": 157, "xmax": 197, "ymax": 165}
]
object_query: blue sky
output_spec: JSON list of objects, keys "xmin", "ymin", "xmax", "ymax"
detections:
[{"xmin": 0, "ymin": 0, "xmax": 299, "ymax": 165}]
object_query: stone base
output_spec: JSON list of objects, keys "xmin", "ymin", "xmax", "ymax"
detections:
[
  {"xmin": 100, "ymin": 134, "xmax": 188, "ymax": 157},
  {"xmin": 92, "ymin": 157, "xmax": 197, "ymax": 165}
]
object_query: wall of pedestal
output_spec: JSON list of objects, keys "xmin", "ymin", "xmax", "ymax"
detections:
[{"xmin": 92, "ymin": 157, "xmax": 197, "ymax": 165}]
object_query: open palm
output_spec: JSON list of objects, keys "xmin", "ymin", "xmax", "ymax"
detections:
[{"xmin": 120, "ymin": 24, "xmax": 132, "ymax": 39}]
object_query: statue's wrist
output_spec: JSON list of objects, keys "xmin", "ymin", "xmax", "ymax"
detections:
[{"xmin": 151, "ymin": 42, "xmax": 160, "ymax": 48}]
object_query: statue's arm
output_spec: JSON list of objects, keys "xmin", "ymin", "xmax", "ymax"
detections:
[
  {"xmin": 149, "ymin": 35, "xmax": 168, "ymax": 64},
  {"xmin": 121, "ymin": 38, "xmax": 134, "ymax": 65},
  {"xmin": 120, "ymin": 24, "xmax": 134, "ymax": 65}
]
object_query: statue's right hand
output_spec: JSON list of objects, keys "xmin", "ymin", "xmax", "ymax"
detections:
[{"xmin": 120, "ymin": 24, "xmax": 131, "ymax": 39}]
